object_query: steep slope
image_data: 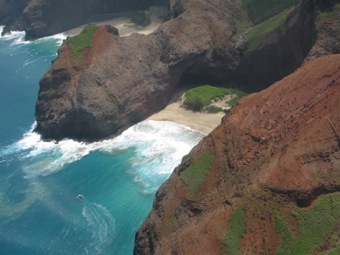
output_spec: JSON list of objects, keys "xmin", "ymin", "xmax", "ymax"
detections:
[{"xmin": 134, "ymin": 54, "xmax": 340, "ymax": 254}]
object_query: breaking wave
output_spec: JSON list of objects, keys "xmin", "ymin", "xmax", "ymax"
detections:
[{"xmin": 0, "ymin": 120, "xmax": 203, "ymax": 193}]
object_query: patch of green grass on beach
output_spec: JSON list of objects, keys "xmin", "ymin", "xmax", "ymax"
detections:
[
  {"xmin": 182, "ymin": 85, "xmax": 247, "ymax": 112},
  {"xmin": 180, "ymin": 152, "xmax": 214, "ymax": 196},
  {"xmin": 227, "ymin": 90, "xmax": 248, "ymax": 107},
  {"xmin": 64, "ymin": 24, "xmax": 97, "ymax": 60}
]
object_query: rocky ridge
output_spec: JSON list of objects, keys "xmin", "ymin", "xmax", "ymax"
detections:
[{"xmin": 134, "ymin": 54, "xmax": 340, "ymax": 255}]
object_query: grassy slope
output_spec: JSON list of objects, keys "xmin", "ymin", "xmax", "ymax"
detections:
[
  {"xmin": 239, "ymin": 0, "xmax": 299, "ymax": 52},
  {"xmin": 274, "ymin": 193, "xmax": 340, "ymax": 255},
  {"xmin": 245, "ymin": 9, "xmax": 290, "ymax": 51},
  {"xmin": 64, "ymin": 24, "xmax": 97, "ymax": 61},
  {"xmin": 220, "ymin": 192, "xmax": 340, "ymax": 254},
  {"xmin": 243, "ymin": 0, "xmax": 298, "ymax": 24},
  {"xmin": 180, "ymin": 152, "xmax": 214, "ymax": 195}
]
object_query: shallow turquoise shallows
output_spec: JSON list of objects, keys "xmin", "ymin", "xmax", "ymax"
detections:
[{"xmin": 0, "ymin": 28, "xmax": 203, "ymax": 255}]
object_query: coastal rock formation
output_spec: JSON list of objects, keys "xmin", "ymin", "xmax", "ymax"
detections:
[
  {"xmin": 34, "ymin": 0, "xmax": 329, "ymax": 141},
  {"xmin": 134, "ymin": 54, "xmax": 340, "ymax": 254},
  {"xmin": 35, "ymin": 0, "xmax": 242, "ymax": 141},
  {"xmin": 0, "ymin": 0, "xmax": 28, "ymax": 33}
]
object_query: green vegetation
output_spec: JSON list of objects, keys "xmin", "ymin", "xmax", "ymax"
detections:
[
  {"xmin": 129, "ymin": 10, "xmax": 151, "ymax": 27},
  {"xmin": 180, "ymin": 152, "xmax": 214, "ymax": 195},
  {"xmin": 273, "ymin": 211, "xmax": 290, "ymax": 233},
  {"xmin": 245, "ymin": 9, "xmax": 290, "ymax": 51},
  {"xmin": 206, "ymin": 105, "xmax": 223, "ymax": 113},
  {"xmin": 320, "ymin": 3, "xmax": 340, "ymax": 24},
  {"xmin": 64, "ymin": 24, "xmax": 96, "ymax": 60},
  {"xmin": 242, "ymin": 0, "xmax": 298, "ymax": 24},
  {"xmin": 182, "ymin": 85, "xmax": 247, "ymax": 112},
  {"xmin": 274, "ymin": 193, "xmax": 340, "ymax": 255},
  {"xmin": 221, "ymin": 207, "xmax": 247, "ymax": 255},
  {"xmin": 227, "ymin": 90, "xmax": 248, "ymax": 107}
]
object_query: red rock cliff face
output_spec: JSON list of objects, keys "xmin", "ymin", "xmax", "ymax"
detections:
[{"xmin": 134, "ymin": 55, "xmax": 340, "ymax": 254}]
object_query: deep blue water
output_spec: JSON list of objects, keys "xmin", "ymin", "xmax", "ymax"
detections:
[{"xmin": 0, "ymin": 28, "xmax": 203, "ymax": 255}]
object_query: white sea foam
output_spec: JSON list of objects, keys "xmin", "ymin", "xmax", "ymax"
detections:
[
  {"xmin": 2, "ymin": 120, "xmax": 203, "ymax": 193},
  {"xmin": 0, "ymin": 30, "xmax": 26, "ymax": 44},
  {"xmin": 37, "ymin": 33, "xmax": 67, "ymax": 46},
  {"xmin": 0, "ymin": 27, "xmax": 65, "ymax": 47}
]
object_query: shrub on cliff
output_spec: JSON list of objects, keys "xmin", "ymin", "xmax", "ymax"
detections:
[{"xmin": 129, "ymin": 10, "xmax": 151, "ymax": 27}]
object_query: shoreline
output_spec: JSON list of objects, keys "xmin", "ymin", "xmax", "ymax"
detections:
[
  {"xmin": 63, "ymin": 6, "xmax": 164, "ymax": 37},
  {"xmin": 148, "ymin": 102, "xmax": 225, "ymax": 135}
]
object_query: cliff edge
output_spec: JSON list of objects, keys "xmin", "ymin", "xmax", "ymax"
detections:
[{"xmin": 134, "ymin": 54, "xmax": 340, "ymax": 255}]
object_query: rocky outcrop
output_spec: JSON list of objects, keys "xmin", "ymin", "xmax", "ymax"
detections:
[
  {"xmin": 0, "ymin": 0, "xmax": 28, "ymax": 33},
  {"xmin": 134, "ymin": 54, "xmax": 340, "ymax": 254},
  {"xmin": 35, "ymin": 0, "xmax": 242, "ymax": 141},
  {"xmin": 35, "ymin": 0, "xmax": 328, "ymax": 141}
]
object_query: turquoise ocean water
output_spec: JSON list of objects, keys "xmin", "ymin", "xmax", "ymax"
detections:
[{"xmin": 0, "ymin": 27, "xmax": 204, "ymax": 255}]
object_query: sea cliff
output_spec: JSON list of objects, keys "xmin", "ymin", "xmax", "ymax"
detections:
[{"xmin": 134, "ymin": 54, "xmax": 340, "ymax": 254}]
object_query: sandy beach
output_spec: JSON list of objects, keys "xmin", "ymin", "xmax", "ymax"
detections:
[
  {"xmin": 148, "ymin": 102, "xmax": 225, "ymax": 135},
  {"xmin": 63, "ymin": 6, "xmax": 165, "ymax": 37}
]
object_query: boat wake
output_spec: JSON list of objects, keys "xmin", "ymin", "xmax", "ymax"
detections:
[{"xmin": 82, "ymin": 202, "xmax": 116, "ymax": 253}]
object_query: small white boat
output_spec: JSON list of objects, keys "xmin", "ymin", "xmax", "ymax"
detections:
[{"xmin": 76, "ymin": 194, "xmax": 85, "ymax": 201}]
